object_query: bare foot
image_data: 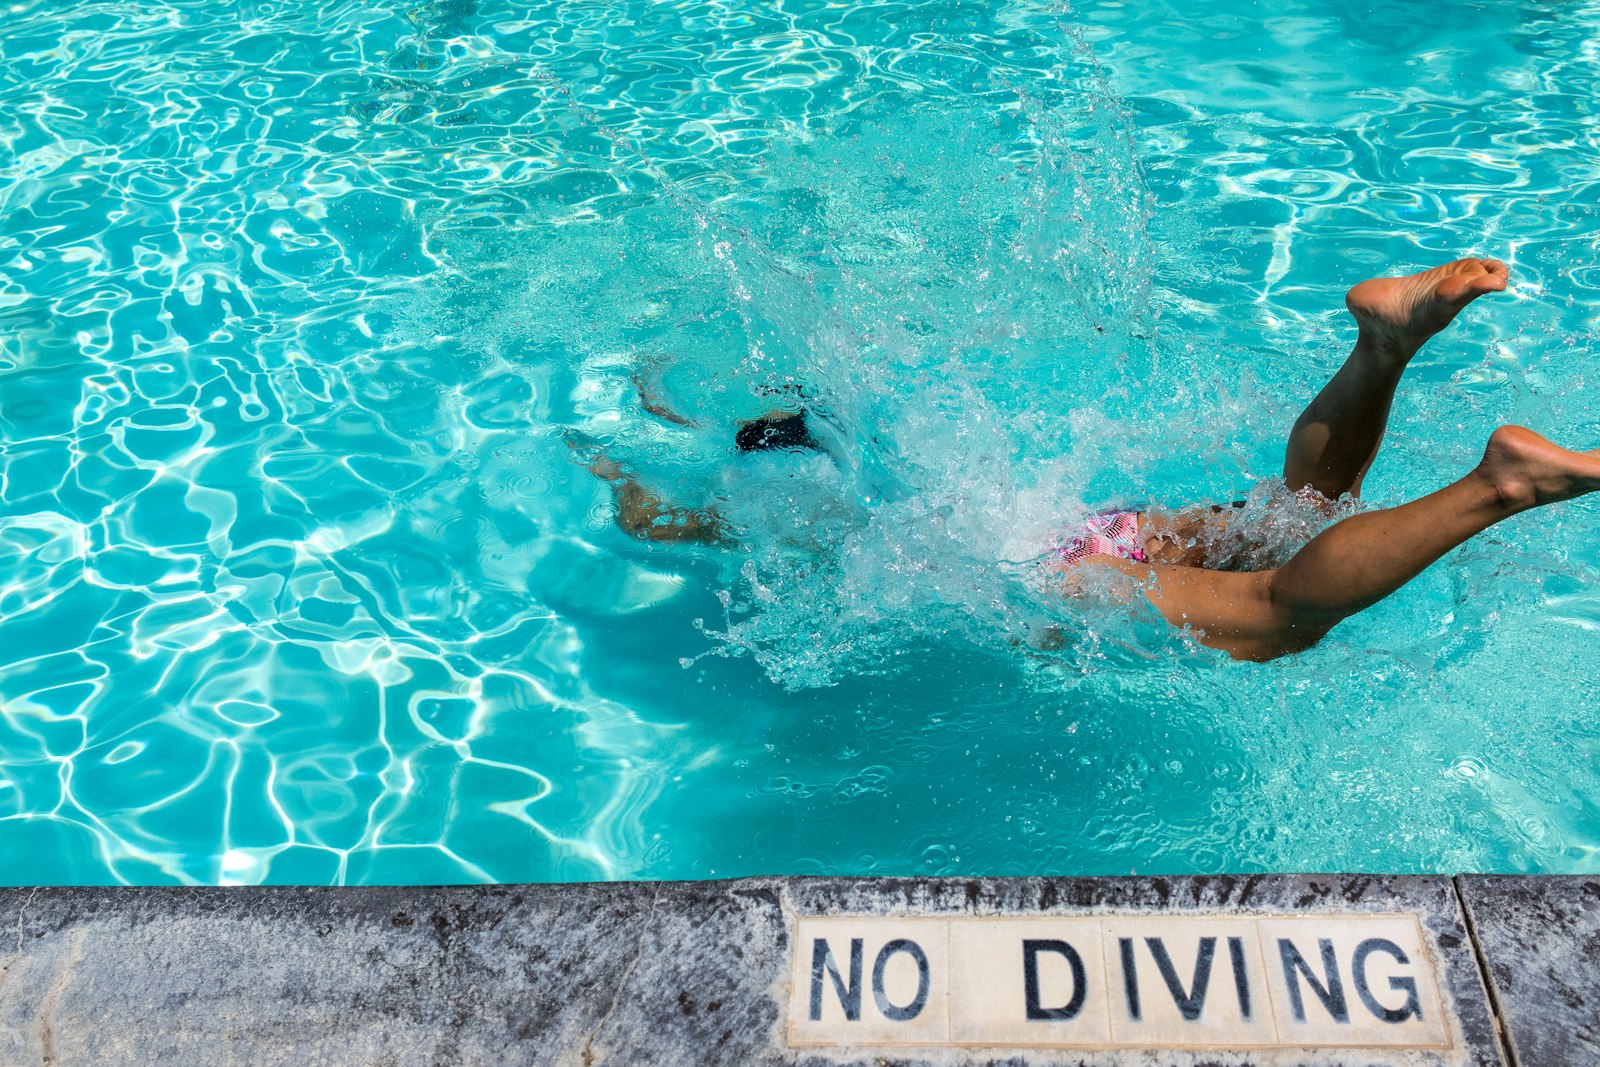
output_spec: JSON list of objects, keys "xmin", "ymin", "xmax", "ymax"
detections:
[
  {"xmin": 1477, "ymin": 425, "xmax": 1600, "ymax": 511},
  {"xmin": 1345, "ymin": 257, "xmax": 1509, "ymax": 360}
]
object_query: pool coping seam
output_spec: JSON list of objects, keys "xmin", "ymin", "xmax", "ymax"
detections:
[{"xmin": 1452, "ymin": 875, "xmax": 1519, "ymax": 1067}]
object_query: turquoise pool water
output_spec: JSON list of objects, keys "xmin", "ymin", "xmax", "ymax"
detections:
[{"xmin": 2, "ymin": 0, "xmax": 1598, "ymax": 885}]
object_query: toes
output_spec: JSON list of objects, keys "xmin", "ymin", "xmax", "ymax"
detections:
[
  {"xmin": 1444, "ymin": 258, "xmax": 1509, "ymax": 297},
  {"xmin": 1470, "ymin": 257, "xmax": 1510, "ymax": 282},
  {"xmin": 1470, "ymin": 265, "xmax": 1509, "ymax": 292},
  {"xmin": 1437, "ymin": 274, "xmax": 1494, "ymax": 306}
]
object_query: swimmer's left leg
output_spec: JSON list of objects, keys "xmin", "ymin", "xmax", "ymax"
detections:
[
  {"xmin": 1083, "ymin": 426, "xmax": 1600, "ymax": 660},
  {"xmin": 1282, "ymin": 258, "xmax": 1508, "ymax": 500}
]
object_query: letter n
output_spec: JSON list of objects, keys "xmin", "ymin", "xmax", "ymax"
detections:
[
  {"xmin": 810, "ymin": 937, "xmax": 863, "ymax": 1021},
  {"xmin": 1278, "ymin": 937, "xmax": 1348, "ymax": 1023}
]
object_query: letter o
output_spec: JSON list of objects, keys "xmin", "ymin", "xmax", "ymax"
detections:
[{"xmin": 872, "ymin": 939, "xmax": 931, "ymax": 1021}]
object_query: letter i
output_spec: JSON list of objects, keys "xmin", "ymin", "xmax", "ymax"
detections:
[
  {"xmin": 1119, "ymin": 937, "xmax": 1140, "ymax": 1021},
  {"xmin": 1228, "ymin": 936, "xmax": 1251, "ymax": 1020}
]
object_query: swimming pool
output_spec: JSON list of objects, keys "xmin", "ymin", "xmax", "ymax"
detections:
[{"xmin": 1, "ymin": 0, "xmax": 1597, "ymax": 885}]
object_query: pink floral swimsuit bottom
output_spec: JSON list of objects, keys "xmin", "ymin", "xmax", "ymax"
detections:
[{"xmin": 1050, "ymin": 509, "xmax": 1148, "ymax": 566}]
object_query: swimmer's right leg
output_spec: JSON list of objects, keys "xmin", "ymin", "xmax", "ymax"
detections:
[
  {"xmin": 1081, "ymin": 426, "xmax": 1600, "ymax": 661},
  {"xmin": 1282, "ymin": 257, "xmax": 1508, "ymax": 500}
]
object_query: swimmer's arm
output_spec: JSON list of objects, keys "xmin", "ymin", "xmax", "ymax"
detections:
[
  {"xmin": 632, "ymin": 370, "xmax": 698, "ymax": 427},
  {"xmin": 578, "ymin": 440, "xmax": 726, "ymax": 544},
  {"xmin": 613, "ymin": 480, "xmax": 727, "ymax": 544}
]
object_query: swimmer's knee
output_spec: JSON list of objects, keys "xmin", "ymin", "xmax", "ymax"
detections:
[
  {"xmin": 617, "ymin": 509, "xmax": 722, "ymax": 545},
  {"xmin": 1218, "ymin": 625, "xmax": 1328, "ymax": 662},
  {"xmin": 1238, "ymin": 591, "xmax": 1337, "ymax": 660},
  {"xmin": 1257, "ymin": 615, "xmax": 1335, "ymax": 660}
]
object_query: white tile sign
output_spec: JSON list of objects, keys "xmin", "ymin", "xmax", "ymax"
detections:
[{"xmin": 788, "ymin": 913, "xmax": 1450, "ymax": 1049}]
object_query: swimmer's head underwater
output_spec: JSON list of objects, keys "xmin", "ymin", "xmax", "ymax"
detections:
[
  {"xmin": 575, "ymin": 256, "xmax": 1600, "ymax": 664},
  {"xmin": 735, "ymin": 410, "xmax": 821, "ymax": 454}
]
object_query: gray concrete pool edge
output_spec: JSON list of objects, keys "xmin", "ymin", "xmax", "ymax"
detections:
[{"xmin": 0, "ymin": 874, "xmax": 1591, "ymax": 1066}]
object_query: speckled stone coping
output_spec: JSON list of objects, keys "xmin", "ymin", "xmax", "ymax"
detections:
[
  {"xmin": 0, "ymin": 874, "xmax": 1566, "ymax": 1067},
  {"xmin": 1458, "ymin": 875, "xmax": 1600, "ymax": 1067}
]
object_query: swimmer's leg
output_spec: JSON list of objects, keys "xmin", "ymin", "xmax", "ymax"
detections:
[
  {"xmin": 1094, "ymin": 427, "xmax": 1599, "ymax": 660},
  {"xmin": 1136, "ymin": 503, "xmax": 1245, "ymax": 567},
  {"xmin": 1282, "ymin": 258, "xmax": 1508, "ymax": 500}
]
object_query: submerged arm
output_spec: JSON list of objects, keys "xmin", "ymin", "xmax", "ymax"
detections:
[
  {"xmin": 632, "ymin": 369, "xmax": 699, "ymax": 427},
  {"xmin": 610, "ymin": 478, "xmax": 727, "ymax": 544},
  {"xmin": 586, "ymin": 449, "xmax": 726, "ymax": 545}
]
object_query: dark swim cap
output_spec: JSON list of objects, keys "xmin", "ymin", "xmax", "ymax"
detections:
[{"xmin": 735, "ymin": 410, "xmax": 821, "ymax": 453}]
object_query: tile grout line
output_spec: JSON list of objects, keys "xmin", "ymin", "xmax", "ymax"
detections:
[
  {"xmin": 1452, "ymin": 876, "xmax": 1519, "ymax": 1067},
  {"xmin": 944, "ymin": 917, "xmax": 952, "ymax": 1043}
]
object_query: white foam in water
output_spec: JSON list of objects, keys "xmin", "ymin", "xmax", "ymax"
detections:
[{"xmin": 541, "ymin": 55, "xmax": 1349, "ymax": 690}]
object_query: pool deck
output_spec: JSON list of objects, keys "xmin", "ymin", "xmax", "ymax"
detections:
[{"xmin": 0, "ymin": 875, "xmax": 1591, "ymax": 1065}]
